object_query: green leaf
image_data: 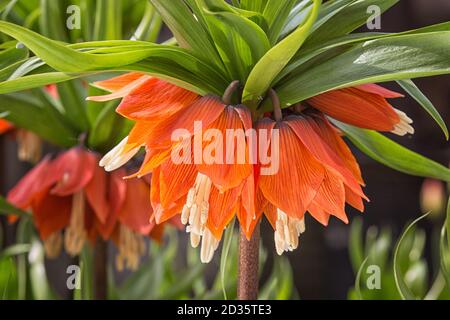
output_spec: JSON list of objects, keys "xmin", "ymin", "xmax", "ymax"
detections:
[
  {"xmin": 220, "ymin": 218, "xmax": 235, "ymax": 300},
  {"xmin": 349, "ymin": 217, "xmax": 364, "ymax": 273},
  {"xmin": 205, "ymin": 10, "xmax": 270, "ymax": 83},
  {"xmin": 239, "ymin": 0, "xmax": 268, "ymax": 13},
  {"xmin": 56, "ymin": 80, "xmax": 89, "ymax": 132},
  {"xmin": 0, "ymin": 195, "xmax": 29, "ymax": 218},
  {"xmin": 39, "ymin": 0, "xmax": 69, "ymax": 41},
  {"xmin": 149, "ymin": 0, "xmax": 224, "ymax": 71},
  {"xmin": 306, "ymin": 0, "xmax": 399, "ymax": 46},
  {"xmin": 277, "ymin": 31, "xmax": 450, "ymax": 106},
  {"xmin": 440, "ymin": 197, "xmax": 450, "ymax": 289},
  {"xmin": 335, "ymin": 122, "xmax": 450, "ymax": 182},
  {"xmin": 262, "ymin": 0, "xmax": 297, "ymax": 44},
  {"xmin": 243, "ymin": 0, "xmax": 321, "ymax": 107},
  {"xmin": 354, "ymin": 257, "xmax": 369, "ymax": 300},
  {"xmin": 0, "ymin": 92, "xmax": 79, "ymax": 147},
  {"xmin": 93, "ymin": 0, "xmax": 122, "ymax": 41},
  {"xmin": 0, "ymin": 41, "xmax": 28, "ymax": 69},
  {"xmin": 397, "ymin": 79, "xmax": 448, "ymax": 140},
  {"xmin": 393, "ymin": 212, "xmax": 429, "ymax": 300}
]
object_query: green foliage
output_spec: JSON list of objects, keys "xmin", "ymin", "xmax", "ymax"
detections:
[{"xmin": 349, "ymin": 209, "xmax": 450, "ymax": 300}]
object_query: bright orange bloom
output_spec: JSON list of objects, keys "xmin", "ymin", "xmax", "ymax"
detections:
[
  {"xmin": 0, "ymin": 119, "xmax": 13, "ymax": 134},
  {"xmin": 91, "ymin": 73, "xmax": 413, "ymax": 261},
  {"xmin": 7, "ymin": 146, "xmax": 176, "ymax": 270},
  {"xmin": 307, "ymin": 84, "xmax": 413, "ymax": 135}
]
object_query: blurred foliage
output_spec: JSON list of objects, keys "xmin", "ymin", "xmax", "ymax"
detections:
[
  {"xmin": 348, "ymin": 196, "xmax": 450, "ymax": 300},
  {"xmin": 0, "ymin": 222, "xmax": 297, "ymax": 300}
]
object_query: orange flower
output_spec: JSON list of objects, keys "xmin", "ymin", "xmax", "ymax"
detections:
[
  {"xmin": 307, "ymin": 84, "xmax": 414, "ymax": 136},
  {"xmin": 91, "ymin": 73, "xmax": 413, "ymax": 261},
  {"xmin": 0, "ymin": 119, "xmax": 13, "ymax": 134},
  {"xmin": 255, "ymin": 114, "xmax": 367, "ymax": 254},
  {"xmin": 7, "ymin": 146, "xmax": 175, "ymax": 270}
]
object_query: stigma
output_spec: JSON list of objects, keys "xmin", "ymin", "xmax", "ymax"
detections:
[{"xmin": 274, "ymin": 209, "xmax": 305, "ymax": 255}]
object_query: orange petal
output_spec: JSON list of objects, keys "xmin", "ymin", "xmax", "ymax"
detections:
[
  {"xmin": 0, "ymin": 119, "xmax": 13, "ymax": 134},
  {"xmin": 207, "ymin": 184, "xmax": 242, "ymax": 239},
  {"xmin": 311, "ymin": 171, "xmax": 348, "ymax": 224},
  {"xmin": 118, "ymin": 178, "xmax": 153, "ymax": 234},
  {"xmin": 145, "ymin": 95, "xmax": 225, "ymax": 149},
  {"xmin": 258, "ymin": 120, "xmax": 325, "ymax": 219},
  {"xmin": 307, "ymin": 202, "xmax": 330, "ymax": 226},
  {"xmin": 93, "ymin": 72, "xmax": 145, "ymax": 92},
  {"xmin": 307, "ymin": 87, "xmax": 400, "ymax": 131},
  {"xmin": 345, "ymin": 185, "xmax": 366, "ymax": 212},
  {"xmin": 51, "ymin": 148, "xmax": 97, "ymax": 196},
  {"xmin": 88, "ymin": 74, "xmax": 151, "ymax": 102},
  {"xmin": 31, "ymin": 191, "xmax": 71, "ymax": 240},
  {"xmin": 197, "ymin": 106, "xmax": 252, "ymax": 191},
  {"xmin": 159, "ymin": 160, "xmax": 197, "ymax": 208},
  {"xmin": 237, "ymin": 173, "xmax": 257, "ymax": 237},
  {"xmin": 356, "ymin": 84, "xmax": 404, "ymax": 98},
  {"xmin": 96, "ymin": 169, "xmax": 127, "ymax": 239},
  {"xmin": 311, "ymin": 116, "xmax": 366, "ymax": 187},
  {"xmin": 287, "ymin": 115, "xmax": 365, "ymax": 198},
  {"xmin": 116, "ymin": 78, "xmax": 199, "ymax": 121},
  {"xmin": 85, "ymin": 164, "xmax": 109, "ymax": 224},
  {"xmin": 127, "ymin": 147, "xmax": 173, "ymax": 178},
  {"xmin": 7, "ymin": 156, "xmax": 53, "ymax": 209}
]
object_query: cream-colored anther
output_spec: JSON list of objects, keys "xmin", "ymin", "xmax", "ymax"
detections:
[
  {"xmin": 392, "ymin": 109, "xmax": 414, "ymax": 136},
  {"xmin": 64, "ymin": 191, "xmax": 87, "ymax": 256},
  {"xmin": 274, "ymin": 209, "xmax": 305, "ymax": 255}
]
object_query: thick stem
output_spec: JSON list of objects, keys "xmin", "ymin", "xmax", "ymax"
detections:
[
  {"xmin": 237, "ymin": 223, "xmax": 260, "ymax": 300},
  {"xmin": 94, "ymin": 238, "xmax": 108, "ymax": 300}
]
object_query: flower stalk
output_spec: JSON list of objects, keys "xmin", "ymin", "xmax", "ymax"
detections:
[
  {"xmin": 237, "ymin": 223, "xmax": 260, "ymax": 300},
  {"xmin": 94, "ymin": 238, "xmax": 108, "ymax": 300}
]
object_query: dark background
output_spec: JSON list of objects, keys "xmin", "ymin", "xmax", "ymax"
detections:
[{"xmin": 1, "ymin": 0, "xmax": 450, "ymax": 299}]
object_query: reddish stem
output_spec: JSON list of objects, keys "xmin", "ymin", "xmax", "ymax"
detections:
[{"xmin": 237, "ymin": 223, "xmax": 260, "ymax": 300}]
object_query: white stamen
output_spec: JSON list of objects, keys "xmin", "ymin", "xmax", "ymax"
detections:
[
  {"xmin": 200, "ymin": 228, "xmax": 219, "ymax": 263},
  {"xmin": 274, "ymin": 209, "xmax": 305, "ymax": 256},
  {"xmin": 99, "ymin": 137, "xmax": 141, "ymax": 171},
  {"xmin": 182, "ymin": 173, "xmax": 220, "ymax": 263},
  {"xmin": 392, "ymin": 109, "xmax": 415, "ymax": 136}
]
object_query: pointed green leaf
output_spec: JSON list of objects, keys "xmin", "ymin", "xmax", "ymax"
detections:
[
  {"xmin": 335, "ymin": 121, "xmax": 450, "ymax": 182},
  {"xmin": 398, "ymin": 79, "xmax": 448, "ymax": 140},
  {"xmin": 393, "ymin": 213, "xmax": 429, "ymax": 300}
]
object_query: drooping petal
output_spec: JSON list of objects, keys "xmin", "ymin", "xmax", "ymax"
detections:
[
  {"xmin": 356, "ymin": 84, "xmax": 404, "ymax": 98},
  {"xmin": 207, "ymin": 184, "xmax": 242, "ymax": 239},
  {"xmin": 310, "ymin": 116, "xmax": 365, "ymax": 186},
  {"xmin": 286, "ymin": 115, "xmax": 365, "ymax": 198},
  {"xmin": 116, "ymin": 78, "xmax": 199, "ymax": 121},
  {"xmin": 150, "ymin": 166, "xmax": 186, "ymax": 224},
  {"xmin": 118, "ymin": 178, "xmax": 154, "ymax": 234},
  {"xmin": 31, "ymin": 190, "xmax": 71, "ymax": 240},
  {"xmin": 96, "ymin": 169, "xmax": 127, "ymax": 239},
  {"xmin": 258, "ymin": 120, "xmax": 325, "ymax": 219},
  {"xmin": 51, "ymin": 148, "xmax": 97, "ymax": 196},
  {"xmin": 7, "ymin": 156, "xmax": 53, "ymax": 209},
  {"xmin": 144, "ymin": 95, "xmax": 225, "ymax": 149},
  {"xmin": 88, "ymin": 75, "xmax": 152, "ymax": 102},
  {"xmin": 159, "ymin": 160, "xmax": 197, "ymax": 208},
  {"xmin": 85, "ymin": 164, "xmax": 109, "ymax": 224},
  {"xmin": 93, "ymin": 72, "xmax": 145, "ymax": 92},
  {"xmin": 307, "ymin": 87, "xmax": 400, "ymax": 131},
  {"xmin": 236, "ymin": 173, "xmax": 257, "ymax": 239},
  {"xmin": 0, "ymin": 119, "xmax": 13, "ymax": 134},
  {"xmin": 197, "ymin": 106, "xmax": 252, "ymax": 191},
  {"xmin": 311, "ymin": 171, "xmax": 348, "ymax": 224},
  {"xmin": 345, "ymin": 185, "xmax": 366, "ymax": 212},
  {"xmin": 307, "ymin": 202, "xmax": 330, "ymax": 226}
]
